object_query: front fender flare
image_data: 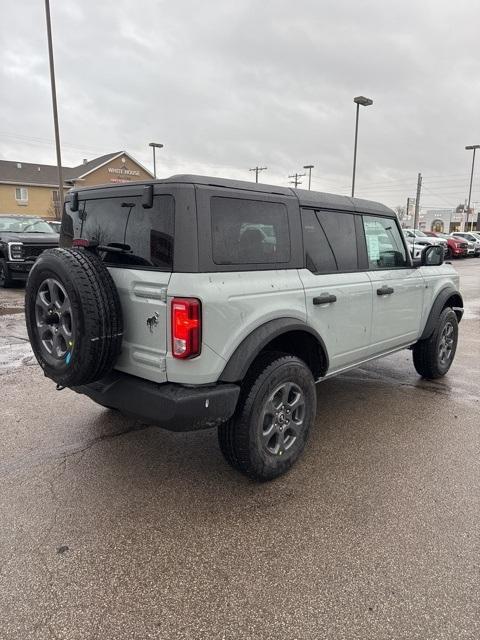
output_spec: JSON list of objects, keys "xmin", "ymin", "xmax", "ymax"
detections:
[{"xmin": 419, "ymin": 286, "xmax": 464, "ymax": 341}]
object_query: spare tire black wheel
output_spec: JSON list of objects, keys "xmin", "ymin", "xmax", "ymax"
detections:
[{"xmin": 25, "ymin": 248, "xmax": 123, "ymax": 387}]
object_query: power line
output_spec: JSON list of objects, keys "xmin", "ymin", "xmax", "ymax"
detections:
[
  {"xmin": 421, "ymin": 185, "xmax": 458, "ymax": 208},
  {"xmin": 0, "ymin": 131, "xmax": 109, "ymax": 157}
]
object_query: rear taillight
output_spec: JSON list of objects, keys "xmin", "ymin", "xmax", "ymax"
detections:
[
  {"xmin": 72, "ymin": 239, "xmax": 90, "ymax": 248},
  {"xmin": 171, "ymin": 298, "xmax": 201, "ymax": 359}
]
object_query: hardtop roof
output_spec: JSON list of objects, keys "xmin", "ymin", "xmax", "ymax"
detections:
[{"xmin": 68, "ymin": 174, "xmax": 396, "ymax": 216}]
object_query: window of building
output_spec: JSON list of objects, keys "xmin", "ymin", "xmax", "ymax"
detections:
[
  {"xmin": 211, "ymin": 197, "xmax": 290, "ymax": 265},
  {"xmin": 301, "ymin": 209, "xmax": 337, "ymax": 273},
  {"xmin": 15, "ymin": 187, "xmax": 28, "ymax": 204},
  {"xmin": 362, "ymin": 215, "xmax": 408, "ymax": 269},
  {"xmin": 316, "ymin": 210, "xmax": 358, "ymax": 271}
]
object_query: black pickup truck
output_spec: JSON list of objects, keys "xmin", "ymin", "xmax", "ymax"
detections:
[{"xmin": 0, "ymin": 215, "xmax": 59, "ymax": 288}]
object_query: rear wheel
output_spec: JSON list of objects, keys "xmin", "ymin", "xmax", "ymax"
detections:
[
  {"xmin": 0, "ymin": 259, "xmax": 15, "ymax": 288},
  {"xmin": 218, "ymin": 353, "xmax": 316, "ymax": 481},
  {"xmin": 412, "ymin": 308, "xmax": 458, "ymax": 379}
]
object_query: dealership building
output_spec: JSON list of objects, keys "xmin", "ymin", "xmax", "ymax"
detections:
[
  {"xmin": 0, "ymin": 151, "xmax": 153, "ymax": 219},
  {"xmin": 401, "ymin": 206, "xmax": 477, "ymax": 233}
]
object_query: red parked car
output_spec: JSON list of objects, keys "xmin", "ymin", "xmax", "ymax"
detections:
[{"xmin": 424, "ymin": 232, "xmax": 468, "ymax": 258}]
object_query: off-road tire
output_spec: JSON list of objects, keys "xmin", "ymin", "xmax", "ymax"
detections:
[
  {"xmin": 0, "ymin": 258, "xmax": 15, "ymax": 288},
  {"xmin": 25, "ymin": 248, "xmax": 123, "ymax": 387},
  {"xmin": 413, "ymin": 307, "xmax": 458, "ymax": 379},
  {"xmin": 218, "ymin": 352, "xmax": 316, "ymax": 481}
]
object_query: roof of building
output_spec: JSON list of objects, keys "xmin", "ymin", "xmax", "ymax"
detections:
[
  {"xmin": 0, "ymin": 151, "xmax": 126, "ymax": 187},
  {"xmin": 70, "ymin": 174, "xmax": 395, "ymax": 216}
]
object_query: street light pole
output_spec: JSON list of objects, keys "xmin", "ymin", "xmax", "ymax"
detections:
[
  {"xmin": 465, "ymin": 145, "xmax": 480, "ymax": 231},
  {"xmin": 149, "ymin": 142, "xmax": 164, "ymax": 178},
  {"xmin": 351, "ymin": 96, "xmax": 373, "ymax": 197},
  {"xmin": 303, "ymin": 165, "xmax": 314, "ymax": 190},
  {"xmin": 44, "ymin": 0, "xmax": 64, "ymax": 218}
]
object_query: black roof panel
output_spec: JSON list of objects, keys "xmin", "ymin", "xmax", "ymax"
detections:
[{"xmin": 70, "ymin": 174, "xmax": 395, "ymax": 216}]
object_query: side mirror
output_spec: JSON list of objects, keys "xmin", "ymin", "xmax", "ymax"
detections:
[
  {"xmin": 142, "ymin": 184, "xmax": 153, "ymax": 209},
  {"xmin": 70, "ymin": 191, "xmax": 79, "ymax": 212},
  {"xmin": 421, "ymin": 244, "xmax": 444, "ymax": 266}
]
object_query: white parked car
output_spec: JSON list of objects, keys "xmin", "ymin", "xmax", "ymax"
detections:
[{"xmin": 403, "ymin": 229, "xmax": 448, "ymax": 254}]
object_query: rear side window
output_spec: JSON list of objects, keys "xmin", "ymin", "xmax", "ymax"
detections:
[
  {"xmin": 301, "ymin": 209, "xmax": 337, "ymax": 273},
  {"xmin": 125, "ymin": 196, "xmax": 174, "ymax": 269},
  {"xmin": 362, "ymin": 215, "xmax": 408, "ymax": 269},
  {"xmin": 316, "ymin": 210, "xmax": 358, "ymax": 271},
  {"xmin": 61, "ymin": 195, "xmax": 174, "ymax": 270},
  {"xmin": 211, "ymin": 197, "xmax": 290, "ymax": 265}
]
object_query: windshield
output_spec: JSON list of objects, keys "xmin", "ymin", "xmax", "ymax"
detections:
[
  {"xmin": 414, "ymin": 230, "xmax": 427, "ymax": 237},
  {"xmin": 0, "ymin": 216, "xmax": 55, "ymax": 234}
]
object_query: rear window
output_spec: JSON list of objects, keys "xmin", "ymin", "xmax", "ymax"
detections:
[
  {"xmin": 211, "ymin": 197, "xmax": 290, "ymax": 265},
  {"xmin": 61, "ymin": 195, "xmax": 174, "ymax": 270}
]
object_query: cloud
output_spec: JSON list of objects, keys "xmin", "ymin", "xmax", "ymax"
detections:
[{"xmin": 1, "ymin": 0, "xmax": 479, "ymax": 208}]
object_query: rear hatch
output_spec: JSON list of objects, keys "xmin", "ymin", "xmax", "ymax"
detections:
[{"xmin": 62, "ymin": 190, "xmax": 174, "ymax": 383}]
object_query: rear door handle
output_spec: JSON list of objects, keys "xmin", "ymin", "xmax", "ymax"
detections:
[
  {"xmin": 377, "ymin": 286, "xmax": 394, "ymax": 296},
  {"xmin": 313, "ymin": 294, "xmax": 337, "ymax": 305}
]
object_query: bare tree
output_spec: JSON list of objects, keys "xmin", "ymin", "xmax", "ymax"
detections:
[{"xmin": 394, "ymin": 205, "xmax": 407, "ymax": 220}]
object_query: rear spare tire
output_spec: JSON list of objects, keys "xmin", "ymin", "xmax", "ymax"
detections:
[{"xmin": 25, "ymin": 248, "xmax": 123, "ymax": 387}]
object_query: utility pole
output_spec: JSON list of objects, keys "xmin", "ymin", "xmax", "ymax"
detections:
[
  {"xmin": 249, "ymin": 166, "xmax": 267, "ymax": 183},
  {"xmin": 44, "ymin": 0, "xmax": 64, "ymax": 218},
  {"xmin": 303, "ymin": 165, "xmax": 314, "ymax": 190},
  {"xmin": 413, "ymin": 173, "xmax": 422, "ymax": 230},
  {"xmin": 289, "ymin": 172, "xmax": 306, "ymax": 188}
]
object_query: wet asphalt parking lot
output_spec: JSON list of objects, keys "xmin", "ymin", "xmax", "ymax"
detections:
[{"xmin": 1, "ymin": 260, "xmax": 479, "ymax": 640}]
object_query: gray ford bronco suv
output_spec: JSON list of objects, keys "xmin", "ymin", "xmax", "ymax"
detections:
[{"xmin": 25, "ymin": 176, "xmax": 463, "ymax": 481}]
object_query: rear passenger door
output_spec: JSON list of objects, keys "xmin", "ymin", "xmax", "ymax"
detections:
[
  {"xmin": 361, "ymin": 214, "xmax": 424, "ymax": 353},
  {"xmin": 298, "ymin": 208, "xmax": 373, "ymax": 373}
]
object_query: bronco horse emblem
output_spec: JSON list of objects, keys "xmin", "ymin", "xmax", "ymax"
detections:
[{"xmin": 146, "ymin": 312, "xmax": 160, "ymax": 333}]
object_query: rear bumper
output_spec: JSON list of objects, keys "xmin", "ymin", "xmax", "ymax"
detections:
[{"xmin": 73, "ymin": 371, "xmax": 241, "ymax": 432}]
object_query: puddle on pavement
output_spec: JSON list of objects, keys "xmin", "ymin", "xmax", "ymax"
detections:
[{"xmin": 0, "ymin": 308, "xmax": 24, "ymax": 316}]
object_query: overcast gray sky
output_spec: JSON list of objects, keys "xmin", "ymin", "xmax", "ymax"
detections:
[{"xmin": 1, "ymin": 0, "xmax": 479, "ymax": 209}]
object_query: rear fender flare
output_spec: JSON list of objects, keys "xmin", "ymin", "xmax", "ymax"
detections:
[{"xmin": 218, "ymin": 317, "xmax": 329, "ymax": 383}]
